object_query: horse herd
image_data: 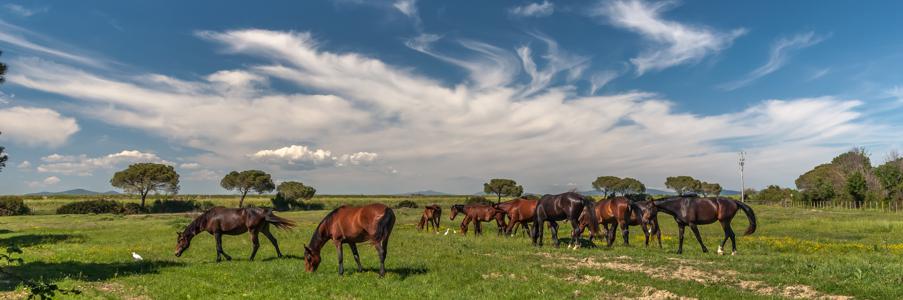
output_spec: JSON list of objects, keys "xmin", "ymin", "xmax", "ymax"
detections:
[{"xmin": 173, "ymin": 192, "xmax": 757, "ymax": 277}]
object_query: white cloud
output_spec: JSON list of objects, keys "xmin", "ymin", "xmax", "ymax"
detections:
[
  {"xmin": 250, "ymin": 145, "xmax": 378, "ymax": 170},
  {"xmin": 721, "ymin": 32, "xmax": 827, "ymax": 90},
  {"xmin": 179, "ymin": 162, "xmax": 201, "ymax": 169},
  {"xmin": 3, "ymin": 4, "xmax": 48, "ymax": 17},
  {"xmin": 589, "ymin": 70, "xmax": 619, "ymax": 95},
  {"xmin": 510, "ymin": 1, "xmax": 554, "ymax": 17},
  {"xmin": 185, "ymin": 169, "xmax": 219, "ymax": 181},
  {"xmin": 9, "ymin": 28, "xmax": 890, "ymax": 193},
  {"xmin": 27, "ymin": 176, "xmax": 61, "ymax": 188},
  {"xmin": 0, "ymin": 106, "xmax": 79, "ymax": 147},
  {"xmin": 36, "ymin": 150, "xmax": 168, "ymax": 175},
  {"xmin": 593, "ymin": 0, "xmax": 746, "ymax": 75},
  {"xmin": 0, "ymin": 20, "xmax": 105, "ymax": 67},
  {"xmin": 393, "ymin": 0, "xmax": 417, "ymax": 18},
  {"xmin": 17, "ymin": 160, "xmax": 31, "ymax": 169}
]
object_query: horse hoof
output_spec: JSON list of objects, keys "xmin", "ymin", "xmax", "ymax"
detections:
[
  {"xmin": 717, "ymin": 246, "xmax": 724, "ymax": 255},
  {"xmin": 731, "ymin": 251, "xmax": 737, "ymax": 256}
]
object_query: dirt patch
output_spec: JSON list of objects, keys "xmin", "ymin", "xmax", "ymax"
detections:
[
  {"xmin": 781, "ymin": 285, "xmax": 852, "ymax": 300},
  {"xmin": 0, "ymin": 290, "xmax": 27, "ymax": 300},
  {"xmin": 481, "ymin": 272, "xmax": 527, "ymax": 281},
  {"xmin": 637, "ymin": 286, "xmax": 698, "ymax": 300},
  {"xmin": 95, "ymin": 282, "xmax": 150, "ymax": 300}
]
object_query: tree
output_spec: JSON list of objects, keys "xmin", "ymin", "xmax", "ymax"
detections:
[
  {"xmin": 0, "ymin": 50, "xmax": 6, "ymax": 84},
  {"xmin": 110, "ymin": 163, "xmax": 180, "ymax": 208},
  {"xmin": 803, "ymin": 178, "xmax": 835, "ymax": 204},
  {"xmin": 875, "ymin": 157, "xmax": 903, "ymax": 201},
  {"xmin": 278, "ymin": 181, "xmax": 316, "ymax": 203},
  {"xmin": 592, "ymin": 176, "xmax": 621, "ymax": 198},
  {"xmin": 0, "ymin": 132, "xmax": 7, "ymax": 173},
  {"xmin": 0, "ymin": 52, "xmax": 6, "ymax": 173},
  {"xmin": 665, "ymin": 176, "xmax": 702, "ymax": 196},
  {"xmin": 700, "ymin": 181, "xmax": 722, "ymax": 197},
  {"xmin": 846, "ymin": 172, "xmax": 867, "ymax": 208},
  {"xmin": 483, "ymin": 178, "xmax": 523, "ymax": 203},
  {"xmin": 614, "ymin": 177, "xmax": 646, "ymax": 196},
  {"xmin": 221, "ymin": 170, "xmax": 275, "ymax": 207},
  {"xmin": 754, "ymin": 185, "xmax": 799, "ymax": 205}
]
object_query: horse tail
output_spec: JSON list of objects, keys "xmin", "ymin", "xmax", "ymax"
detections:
[
  {"xmin": 375, "ymin": 207, "xmax": 396, "ymax": 242},
  {"xmin": 264, "ymin": 209, "xmax": 297, "ymax": 230},
  {"xmin": 584, "ymin": 199, "xmax": 600, "ymax": 237},
  {"xmin": 736, "ymin": 201, "xmax": 757, "ymax": 235}
]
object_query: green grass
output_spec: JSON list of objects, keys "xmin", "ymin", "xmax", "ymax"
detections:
[{"xmin": 2, "ymin": 199, "xmax": 903, "ymax": 299}]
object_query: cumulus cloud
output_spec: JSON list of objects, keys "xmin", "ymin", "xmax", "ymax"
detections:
[
  {"xmin": 0, "ymin": 106, "xmax": 79, "ymax": 147},
  {"xmin": 27, "ymin": 176, "xmax": 60, "ymax": 188},
  {"xmin": 250, "ymin": 145, "xmax": 378, "ymax": 170},
  {"xmin": 17, "ymin": 160, "xmax": 31, "ymax": 169},
  {"xmin": 720, "ymin": 32, "xmax": 827, "ymax": 90},
  {"xmin": 592, "ymin": 0, "xmax": 746, "ymax": 75},
  {"xmin": 509, "ymin": 1, "xmax": 554, "ymax": 17},
  {"xmin": 179, "ymin": 162, "xmax": 201, "ymax": 169},
  {"xmin": 8, "ymin": 28, "xmax": 889, "ymax": 193},
  {"xmin": 36, "ymin": 150, "xmax": 168, "ymax": 175}
]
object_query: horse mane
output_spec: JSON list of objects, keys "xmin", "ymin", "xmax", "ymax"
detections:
[
  {"xmin": 309, "ymin": 206, "xmax": 342, "ymax": 248},
  {"xmin": 184, "ymin": 209, "xmax": 213, "ymax": 236}
]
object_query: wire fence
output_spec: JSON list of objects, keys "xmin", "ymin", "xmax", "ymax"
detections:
[{"xmin": 746, "ymin": 199, "xmax": 903, "ymax": 212}]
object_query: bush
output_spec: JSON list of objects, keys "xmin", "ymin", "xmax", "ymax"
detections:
[
  {"xmin": 149, "ymin": 199, "xmax": 199, "ymax": 213},
  {"xmin": 302, "ymin": 202, "xmax": 325, "ymax": 211},
  {"xmin": 465, "ymin": 196, "xmax": 493, "ymax": 206},
  {"xmin": 57, "ymin": 199, "xmax": 122, "ymax": 214},
  {"xmin": 119, "ymin": 203, "xmax": 147, "ymax": 215},
  {"xmin": 395, "ymin": 200, "xmax": 418, "ymax": 208},
  {"xmin": 197, "ymin": 201, "xmax": 215, "ymax": 211},
  {"xmin": 270, "ymin": 193, "xmax": 304, "ymax": 211},
  {"xmin": 0, "ymin": 196, "xmax": 30, "ymax": 216},
  {"xmin": 521, "ymin": 194, "xmax": 540, "ymax": 200}
]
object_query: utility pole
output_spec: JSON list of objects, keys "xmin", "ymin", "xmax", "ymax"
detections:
[{"xmin": 739, "ymin": 151, "xmax": 746, "ymax": 202}]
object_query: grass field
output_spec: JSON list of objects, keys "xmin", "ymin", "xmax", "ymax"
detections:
[{"xmin": 2, "ymin": 197, "xmax": 903, "ymax": 299}]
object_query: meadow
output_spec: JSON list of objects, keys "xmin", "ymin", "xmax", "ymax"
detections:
[{"xmin": 2, "ymin": 196, "xmax": 903, "ymax": 299}]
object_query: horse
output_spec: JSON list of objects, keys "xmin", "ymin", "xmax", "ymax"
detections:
[
  {"xmin": 450, "ymin": 204, "xmax": 502, "ymax": 236},
  {"xmin": 417, "ymin": 204, "xmax": 442, "ymax": 233},
  {"xmin": 532, "ymin": 192, "xmax": 599, "ymax": 248},
  {"xmin": 175, "ymin": 206, "xmax": 295, "ymax": 262},
  {"xmin": 494, "ymin": 198, "xmax": 537, "ymax": 237},
  {"xmin": 577, "ymin": 198, "xmax": 662, "ymax": 247},
  {"xmin": 304, "ymin": 203, "xmax": 395, "ymax": 277},
  {"xmin": 653, "ymin": 196, "xmax": 757, "ymax": 255}
]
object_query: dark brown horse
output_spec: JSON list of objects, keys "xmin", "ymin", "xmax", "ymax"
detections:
[
  {"xmin": 532, "ymin": 192, "xmax": 599, "ymax": 248},
  {"xmin": 494, "ymin": 198, "xmax": 537, "ymax": 237},
  {"xmin": 450, "ymin": 204, "xmax": 504, "ymax": 235},
  {"xmin": 304, "ymin": 204, "xmax": 395, "ymax": 277},
  {"xmin": 417, "ymin": 204, "xmax": 442, "ymax": 232},
  {"xmin": 654, "ymin": 196, "xmax": 757, "ymax": 254},
  {"xmin": 577, "ymin": 197, "xmax": 662, "ymax": 247},
  {"xmin": 175, "ymin": 207, "xmax": 295, "ymax": 262}
]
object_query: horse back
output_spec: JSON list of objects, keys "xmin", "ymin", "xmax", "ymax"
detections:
[
  {"xmin": 203, "ymin": 207, "xmax": 252, "ymax": 234},
  {"xmin": 329, "ymin": 204, "xmax": 392, "ymax": 243}
]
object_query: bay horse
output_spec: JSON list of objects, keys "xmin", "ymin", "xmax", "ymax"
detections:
[
  {"xmin": 532, "ymin": 192, "xmax": 599, "ymax": 248},
  {"xmin": 653, "ymin": 196, "xmax": 757, "ymax": 255},
  {"xmin": 175, "ymin": 206, "xmax": 295, "ymax": 262},
  {"xmin": 417, "ymin": 204, "xmax": 442, "ymax": 233},
  {"xmin": 304, "ymin": 203, "xmax": 395, "ymax": 277},
  {"xmin": 494, "ymin": 198, "xmax": 537, "ymax": 237},
  {"xmin": 450, "ymin": 204, "xmax": 504, "ymax": 235},
  {"xmin": 577, "ymin": 198, "xmax": 662, "ymax": 247}
]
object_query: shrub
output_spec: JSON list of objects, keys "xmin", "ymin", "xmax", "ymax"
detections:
[
  {"xmin": 197, "ymin": 201, "xmax": 215, "ymax": 211},
  {"xmin": 270, "ymin": 193, "xmax": 304, "ymax": 211},
  {"xmin": 465, "ymin": 196, "xmax": 493, "ymax": 206},
  {"xmin": 0, "ymin": 196, "xmax": 30, "ymax": 216},
  {"xmin": 395, "ymin": 200, "xmax": 418, "ymax": 208},
  {"xmin": 149, "ymin": 199, "xmax": 198, "ymax": 213},
  {"xmin": 56, "ymin": 200, "xmax": 122, "ymax": 214},
  {"xmin": 119, "ymin": 203, "xmax": 147, "ymax": 215},
  {"xmin": 521, "ymin": 194, "xmax": 540, "ymax": 200},
  {"xmin": 302, "ymin": 202, "xmax": 325, "ymax": 211}
]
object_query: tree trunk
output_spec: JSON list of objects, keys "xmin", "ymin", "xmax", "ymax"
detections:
[
  {"xmin": 497, "ymin": 193, "xmax": 502, "ymax": 204},
  {"xmin": 239, "ymin": 191, "xmax": 248, "ymax": 208},
  {"xmin": 140, "ymin": 192, "xmax": 148, "ymax": 208}
]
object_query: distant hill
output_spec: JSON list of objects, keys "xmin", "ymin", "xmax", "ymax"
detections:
[
  {"xmin": 27, "ymin": 189, "xmax": 121, "ymax": 196},
  {"xmin": 396, "ymin": 190, "xmax": 452, "ymax": 196}
]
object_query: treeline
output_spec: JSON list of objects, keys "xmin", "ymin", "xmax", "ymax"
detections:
[{"xmin": 750, "ymin": 147, "xmax": 903, "ymax": 207}]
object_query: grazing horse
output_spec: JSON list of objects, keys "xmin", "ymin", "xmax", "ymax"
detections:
[
  {"xmin": 577, "ymin": 198, "xmax": 662, "ymax": 247},
  {"xmin": 654, "ymin": 196, "xmax": 757, "ymax": 255},
  {"xmin": 417, "ymin": 204, "xmax": 442, "ymax": 232},
  {"xmin": 175, "ymin": 207, "xmax": 295, "ymax": 262},
  {"xmin": 494, "ymin": 198, "xmax": 537, "ymax": 237},
  {"xmin": 532, "ymin": 192, "xmax": 599, "ymax": 248},
  {"xmin": 304, "ymin": 203, "xmax": 396, "ymax": 277},
  {"xmin": 450, "ymin": 204, "xmax": 501, "ymax": 235}
]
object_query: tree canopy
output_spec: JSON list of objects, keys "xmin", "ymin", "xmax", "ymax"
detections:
[
  {"xmin": 483, "ymin": 178, "xmax": 523, "ymax": 203},
  {"xmin": 277, "ymin": 181, "xmax": 317, "ymax": 202},
  {"xmin": 0, "ymin": 132, "xmax": 7, "ymax": 173},
  {"xmin": 700, "ymin": 181, "xmax": 722, "ymax": 197},
  {"xmin": 614, "ymin": 177, "xmax": 646, "ymax": 196},
  {"xmin": 665, "ymin": 176, "xmax": 702, "ymax": 196},
  {"xmin": 592, "ymin": 176, "xmax": 621, "ymax": 198},
  {"xmin": 221, "ymin": 170, "xmax": 275, "ymax": 207},
  {"xmin": 110, "ymin": 163, "xmax": 180, "ymax": 207}
]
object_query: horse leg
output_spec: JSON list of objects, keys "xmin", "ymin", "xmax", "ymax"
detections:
[
  {"xmin": 261, "ymin": 225, "xmax": 283, "ymax": 257},
  {"xmin": 606, "ymin": 223, "xmax": 615, "ymax": 247},
  {"xmin": 642, "ymin": 223, "xmax": 650, "ymax": 247},
  {"xmin": 377, "ymin": 237, "xmax": 389, "ymax": 277},
  {"xmin": 349, "ymin": 243, "xmax": 363, "ymax": 272},
  {"xmin": 718, "ymin": 221, "xmax": 730, "ymax": 255},
  {"xmin": 461, "ymin": 216, "xmax": 470, "ymax": 235},
  {"xmin": 215, "ymin": 232, "xmax": 231, "ymax": 261},
  {"xmin": 475, "ymin": 220, "xmax": 483, "ymax": 236},
  {"xmin": 335, "ymin": 240, "xmax": 345, "ymax": 275},
  {"xmin": 550, "ymin": 221, "xmax": 560, "ymax": 248},
  {"xmin": 655, "ymin": 221, "xmax": 663, "ymax": 249},
  {"xmin": 568, "ymin": 218, "xmax": 581, "ymax": 249},
  {"xmin": 727, "ymin": 222, "xmax": 737, "ymax": 255},
  {"xmin": 620, "ymin": 221, "xmax": 630, "ymax": 246},
  {"xmin": 249, "ymin": 230, "xmax": 260, "ymax": 261},
  {"xmin": 677, "ymin": 225, "xmax": 685, "ymax": 254},
  {"xmin": 689, "ymin": 224, "xmax": 708, "ymax": 253}
]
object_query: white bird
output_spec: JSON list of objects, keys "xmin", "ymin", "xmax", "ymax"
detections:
[
  {"xmin": 131, "ymin": 252, "xmax": 143, "ymax": 261},
  {"xmin": 444, "ymin": 228, "xmax": 450, "ymax": 236}
]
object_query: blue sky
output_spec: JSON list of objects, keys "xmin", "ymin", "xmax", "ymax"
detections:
[{"xmin": 0, "ymin": 0, "xmax": 902, "ymax": 195}]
